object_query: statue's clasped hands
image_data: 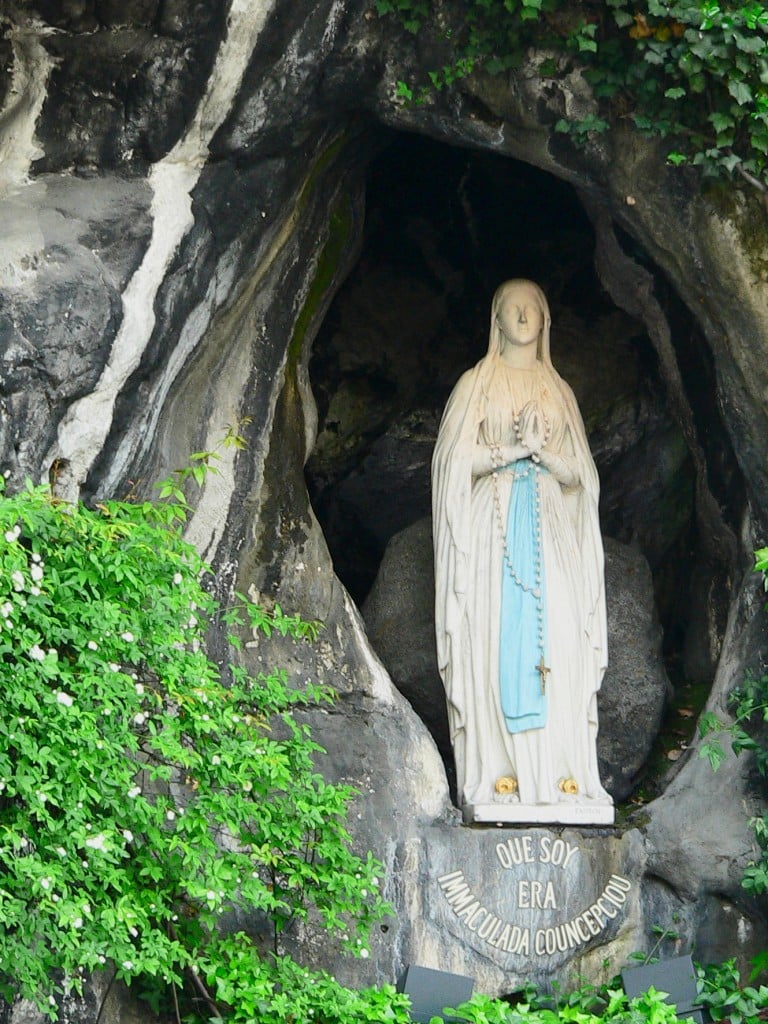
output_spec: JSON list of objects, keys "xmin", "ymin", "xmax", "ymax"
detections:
[{"xmin": 515, "ymin": 401, "xmax": 548, "ymax": 461}]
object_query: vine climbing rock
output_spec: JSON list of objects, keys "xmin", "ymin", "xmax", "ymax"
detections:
[{"xmin": 1, "ymin": 0, "xmax": 768, "ymax": 1017}]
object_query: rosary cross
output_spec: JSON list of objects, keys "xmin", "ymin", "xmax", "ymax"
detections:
[{"xmin": 536, "ymin": 656, "xmax": 550, "ymax": 694}]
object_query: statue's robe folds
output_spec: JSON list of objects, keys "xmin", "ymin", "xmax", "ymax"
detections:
[{"xmin": 432, "ymin": 357, "xmax": 610, "ymax": 809}]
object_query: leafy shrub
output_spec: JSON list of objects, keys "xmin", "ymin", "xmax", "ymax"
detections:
[
  {"xmin": 436, "ymin": 963, "xmax": 768, "ymax": 1024},
  {"xmin": 697, "ymin": 957, "xmax": 768, "ymax": 1024},
  {"xmin": 0, "ymin": 475, "xmax": 395, "ymax": 1021},
  {"xmin": 375, "ymin": 0, "xmax": 768, "ymax": 193}
]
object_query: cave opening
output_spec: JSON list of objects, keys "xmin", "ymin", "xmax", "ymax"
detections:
[
  {"xmin": 307, "ymin": 134, "xmax": 690, "ymax": 623},
  {"xmin": 304, "ymin": 131, "xmax": 729, "ymax": 800}
]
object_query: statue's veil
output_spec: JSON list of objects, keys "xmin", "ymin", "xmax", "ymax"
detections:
[
  {"xmin": 476, "ymin": 279, "xmax": 554, "ymax": 413},
  {"xmin": 432, "ymin": 279, "xmax": 607, "ymax": 793}
]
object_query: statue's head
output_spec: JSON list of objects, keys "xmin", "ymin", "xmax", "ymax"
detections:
[{"xmin": 490, "ymin": 279, "xmax": 551, "ymax": 362}]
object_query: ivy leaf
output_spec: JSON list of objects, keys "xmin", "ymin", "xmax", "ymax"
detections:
[
  {"xmin": 728, "ymin": 79, "xmax": 754, "ymax": 105},
  {"xmin": 699, "ymin": 710, "xmax": 723, "ymax": 738},
  {"xmin": 689, "ymin": 72, "xmax": 707, "ymax": 93},
  {"xmin": 733, "ymin": 32, "xmax": 766, "ymax": 55},
  {"xmin": 709, "ymin": 110, "xmax": 735, "ymax": 132},
  {"xmin": 664, "ymin": 86, "xmax": 687, "ymax": 99},
  {"xmin": 699, "ymin": 739, "xmax": 727, "ymax": 772},
  {"xmin": 643, "ymin": 48, "xmax": 666, "ymax": 65},
  {"xmin": 749, "ymin": 126, "xmax": 768, "ymax": 155}
]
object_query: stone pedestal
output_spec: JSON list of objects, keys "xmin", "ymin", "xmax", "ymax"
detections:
[{"xmin": 464, "ymin": 803, "xmax": 615, "ymax": 826}]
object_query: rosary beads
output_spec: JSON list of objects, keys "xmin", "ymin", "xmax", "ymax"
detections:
[{"xmin": 489, "ymin": 448, "xmax": 548, "ymax": 693}]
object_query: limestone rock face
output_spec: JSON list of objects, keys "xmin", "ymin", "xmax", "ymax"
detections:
[
  {"xmin": 599, "ymin": 538, "xmax": 671, "ymax": 800},
  {"xmin": 2, "ymin": 0, "xmax": 768, "ymax": 1018},
  {"xmin": 362, "ymin": 518, "xmax": 453, "ymax": 767}
]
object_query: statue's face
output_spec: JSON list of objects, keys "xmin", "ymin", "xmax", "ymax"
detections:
[{"xmin": 495, "ymin": 284, "xmax": 543, "ymax": 349}]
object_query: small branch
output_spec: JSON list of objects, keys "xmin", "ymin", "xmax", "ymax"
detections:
[
  {"xmin": 185, "ymin": 965, "xmax": 223, "ymax": 1021},
  {"xmin": 167, "ymin": 922, "xmax": 224, "ymax": 1021},
  {"xmin": 735, "ymin": 162, "xmax": 768, "ymax": 209},
  {"xmin": 171, "ymin": 981, "xmax": 181, "ymax": 1024},
  {"xmin": 271, "ymin": 866, "xmax": 279, "ymax": 958}
]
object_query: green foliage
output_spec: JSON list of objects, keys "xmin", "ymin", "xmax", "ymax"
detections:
[
  {"xmin": 625, "ymin": 923, "xmax": 681, "ymax": 966},
  {"xmin": 0, "ymin": 473, "xmax": 392, "ymax": 1021},
  {"xmin": 153, "ymin": 419, "xmax": 251, "ymax": 510},
  {"xmin": 698, "ymin": 547, "xmax": 768, "ymax": 893},
  {"xmin": 375, "ymin": 0, "xmax": 429, "ymax": 34},
  {"xmin": 555, "ymin": 115, "xmax": 610, "ymax": 141},
  {"xmin": 428, "ymin": 964, "xmax": 768, "ymax": 1024},
  {"xmin": 435, "ymin": 977, "xmax": 688, "ymax": 1024},
  {"xmin": 375, "ymin": 0, "xmax": 768, "ymax": 191},
  {"xmin": 697, "ymin": 958, "xmax": 768, "ymax": 1024},
  {"xmin": 196, "ymin": 937, "xmax": 411, "ymax": 1024}
]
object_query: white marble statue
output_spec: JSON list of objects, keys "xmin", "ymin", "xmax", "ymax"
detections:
[{"xmin": 432, "ymin": 280, "xmax": 613, "ymax": 824}]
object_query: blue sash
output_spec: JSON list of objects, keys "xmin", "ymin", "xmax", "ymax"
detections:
[{"xmin": 499, "ymin": 461, "xmax": 548, "ymax": 733}]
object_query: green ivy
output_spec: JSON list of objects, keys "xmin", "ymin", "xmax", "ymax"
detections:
[
  {"xmin": 697, "ymin": 958, "xmax": 768, "ymax": 1024},
  {"xmin": 0, "ymin": 473, "xmax": 399, "ymax": 1022},
  {"xmin": 375, "ymin": 0, "xmax": 768, "ymax": 192}
]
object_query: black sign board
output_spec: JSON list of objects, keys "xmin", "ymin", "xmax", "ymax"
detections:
[
  {"xmin": 397, "ymin": 964, "xmax": 475, "ymax": 1023},
  {"xmin": 622, "ymin": 954, "xmax": 704, "ymax": 1023}
]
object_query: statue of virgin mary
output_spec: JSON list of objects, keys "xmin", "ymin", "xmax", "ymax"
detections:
[{"xmin": 432, "ymin": 280, "xmax": 613, "ymax": 823}]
